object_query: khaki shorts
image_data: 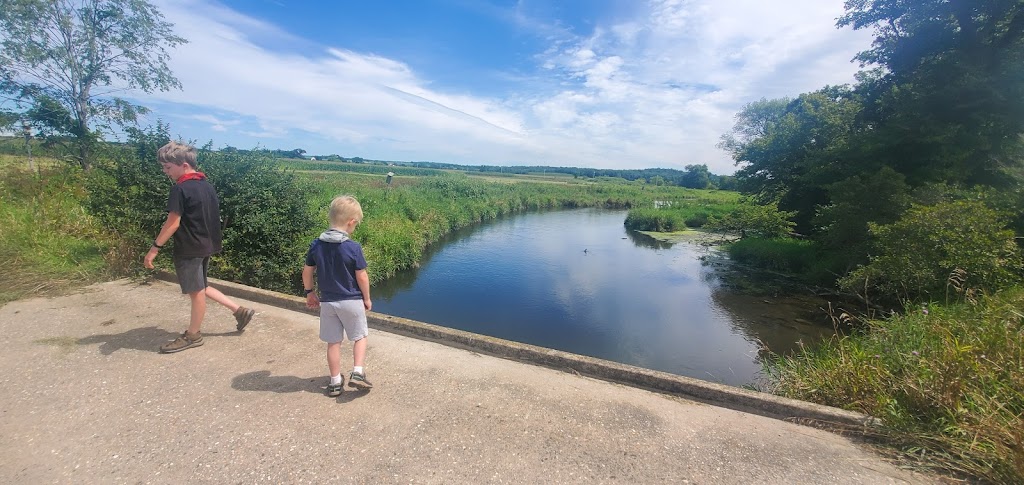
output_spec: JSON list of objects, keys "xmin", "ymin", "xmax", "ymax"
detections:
[{"xmin": 319, "ymin": 300, "xmax": 368, "ymax": 343}]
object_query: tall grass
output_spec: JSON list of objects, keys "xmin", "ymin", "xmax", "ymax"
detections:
[
  {"xmin": 762, "ymin": 289, "xmax": 1024, "ymax": 483},
  {"xmin": 0, "ymin": 166, "xmax": 113, "ymax": 304},
  {"xmin": 624, "ymin": 195, "xmax": 740, "ymax": 231},
  {"xmin": 726, "ymin": 238, "xmax": 817, "ymax": 272}
]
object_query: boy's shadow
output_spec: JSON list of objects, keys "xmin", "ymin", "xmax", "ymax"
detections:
[
  {"xmin": 232, "ymin": 370, "xmax": 369, "ymax": 403},
  {"xmin": 77, "ymin": 326, "xmax": 242, "ymax": 355}
]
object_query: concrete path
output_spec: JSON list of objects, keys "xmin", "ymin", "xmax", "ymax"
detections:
[{"xmin": 0, "ymin": 278, "xmax": 938, "ymax": 484}]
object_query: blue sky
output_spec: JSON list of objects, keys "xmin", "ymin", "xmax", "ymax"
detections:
[{"xmin": 136, "ymin": 0, "xmax": 876, "ymax": 175}]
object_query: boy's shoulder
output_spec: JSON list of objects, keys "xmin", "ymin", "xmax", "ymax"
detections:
[
  {"xmin": 174, "ymin": 178, "xmax": 217, "ymax": 193},
  {"xmin": 308, "ymin": 238, "xmax": 362, "ymax": 248}
]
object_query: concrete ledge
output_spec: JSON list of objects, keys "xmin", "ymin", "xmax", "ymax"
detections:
[{"xmin": 156, "ymin": 271, "xmax": 876, "ymax": 430}]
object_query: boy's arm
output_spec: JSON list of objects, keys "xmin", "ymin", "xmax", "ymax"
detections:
[
  {"xmin": 302, "ymin": 265, "xmax": 319, "ymax": 309},
  {"xmin": 143, "ymin": 212, "xmax": 181, "ymax": 269},
  {"xmin": 356, "ymin": 269, "xmax": 371, "ymax": 311}
]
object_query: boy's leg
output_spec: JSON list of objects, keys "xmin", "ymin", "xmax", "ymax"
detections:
[
  {"xmin": 353, "ymin": 336, "xmax": 367, "ymax": 368},
  {"xmin": 333, "ymin": 300, "xmax": 372, "ymax": 390},
  {"xmin": 160, "ymin": 257, "xmax": 208, "ymax": 353},
  {"xmin": 321, "ymin": 303, "xmax": 345, "ymax": 397},
  {"xmin": 326, "ymin": 343, "xmax": 343, "ymax": 397},
  {"xmin": 204, "ymin": 285, "xmax": 239, "ymax": 313},
  {"xmin": 187, "ymin": 289, "xmax": 207, "ymax": 335},
  {"xmin": 202, "ymin": 268, "xmax": 255, "ymax": 331},
  {"xmin": 327, "ymin": 342, "xmax": 342, "ymax": 378}
]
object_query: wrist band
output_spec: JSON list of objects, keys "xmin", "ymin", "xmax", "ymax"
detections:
[
  {"xmin": 304, "ymin": 289, "xmax": 314, "ymax": 295},
  {"xmin": 153, "ymin": 242, "xmax": 163, "ymax": 249}
]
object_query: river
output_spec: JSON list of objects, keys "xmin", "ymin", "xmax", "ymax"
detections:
[{"xmin": 374, "ymin": 208, "xmax": 834, "ymax": 387}]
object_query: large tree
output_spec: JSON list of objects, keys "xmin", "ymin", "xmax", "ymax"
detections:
[
  {"xmin": 839, "ymin": 0, "xmax": 1024, "ymax": 187},
  {"xmin": 722, "ymin": 0, "xmax": 1024, "ymax": 240},
  {"xmin": 0, "ymin": 0, "xmax": 185, "ymax": 170},
  {"xmin": 720, "ymin": 86, "xmax": 863, "ymax": 233}
]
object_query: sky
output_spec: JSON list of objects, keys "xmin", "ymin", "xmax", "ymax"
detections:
[{"xmin": 134, "ymin": 0, "xmax": 877, "ymax": 175}]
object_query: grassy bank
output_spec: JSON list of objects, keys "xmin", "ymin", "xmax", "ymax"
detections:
[
  {"xmin": 297, "ymin": 170, "xmax": 719, "ymax": 283},
  {"xmin": 0, "ymin": 163, "xmax": 114, "ymax": 305},
  {"xmin": 623, "ymin": 193, "xmax": 740, "ymax": 231},
  {"xmin": 761, "ymin": 289, "xmax": 1024, "ymax": 483},
  {"xmin": 723, "ymin": 238, "xmax": 851, "ymax": 287}
]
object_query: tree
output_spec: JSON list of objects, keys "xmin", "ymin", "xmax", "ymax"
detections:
[
  {"xmin": 680, "ymin": 164, "xmax": 711, "ymax": 189},
  {"xmin": 87, "ymin": 123, "xmax": 319, "ymax": 293},
  {"xmin": 0, "ymin": 109, "xmax": 18, "ymax": 131},
  {"xmin": 720, "ymin": 86, "xmax": 862, "ymax": 233},
  {"xmin": 0, "ymin": 0, "xmax": 186, "ymax": 170},
  {"xmin": 703, "ymin": 200, "xmax": 796, "ymax": 240},
  {"xmin": 838, "ymin": 0, "xmax": 1024, "ymax": 188},
  {"xmin": 813, "ymin": 166, "xmax": 911, "ymax": 267}
]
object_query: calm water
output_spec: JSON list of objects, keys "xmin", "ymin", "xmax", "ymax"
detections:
[{"xmin": 374, "ymin": 208, "xmax": 833, "ymax": 387}]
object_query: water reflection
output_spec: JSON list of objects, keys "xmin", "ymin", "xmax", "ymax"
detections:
[
  {"xmin": 374, "ymin": 208, "xmax": 834, "ymax": 387},
  {"xmin": 374, "ymin": 221, "xmax": 492, "ymax": 299},
  {"xmin": 625, "ymin": 229, "xmax": 675, "ymax": 250}
]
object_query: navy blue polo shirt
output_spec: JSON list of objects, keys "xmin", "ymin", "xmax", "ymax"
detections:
[{"xmin": 304, "ymin": 239, "xmax": 367, "ymax": 302}]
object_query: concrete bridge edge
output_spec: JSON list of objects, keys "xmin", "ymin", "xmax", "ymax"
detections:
[{"xmin": 153, "ymin": 271, "xmax": 878, "ymax": 433}]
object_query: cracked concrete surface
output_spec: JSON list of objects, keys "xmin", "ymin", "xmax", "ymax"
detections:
[{"xmin": 0, "ymin": 278, "xmax": 938, "ymax": 484}]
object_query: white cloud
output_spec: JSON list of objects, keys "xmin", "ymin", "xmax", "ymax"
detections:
[
  {"xmin": 141, "ymin": 0, "xmax": 873, "ymax": 173},
  {"xmin": 527, "ymin": 0, "xmax": 874, "ymax": 172}
]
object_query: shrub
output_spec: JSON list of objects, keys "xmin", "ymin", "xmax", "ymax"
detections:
[
  {"xmin": 814, "ymin": 166, "xmax": 911, "ymax": 254},
  {"xmin": 624, "ymin": 208, "xmax": 686, "ymax": 231},
  {"xmin": 201, "ymin": 150, "xmax": 318, "ymax": 293},
  {"xmin": 86, "ymin": 125, "xmax": 317, "ymax": 293},
  {"xmin": 704, "ymin": 201, "xmax": 795, "ymax": 239},
  {"xmin": 840, "ymin": 200, "xmax": 1023, "ymax": 304}
]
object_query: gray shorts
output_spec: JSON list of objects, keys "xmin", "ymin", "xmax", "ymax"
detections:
[
  {"xmin": 174, "ymin": 257, "xmax": 210, "ymax": 294},
  {"xmin": 319, "ymin": 300, "xmax": 368, "ymax": 343}
]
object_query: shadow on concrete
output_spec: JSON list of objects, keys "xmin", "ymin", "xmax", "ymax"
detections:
[
  {"xmin": 77, "ymin": 326, "xmax": 241, "ymax": 355},
  {"xmin": 231, "ymin": 370, "xmax": 370, "ymax": 403}
]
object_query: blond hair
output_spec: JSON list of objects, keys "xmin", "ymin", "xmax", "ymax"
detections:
[
  {"xmin": 328, "ymin": 195, "xmax": 363, "ymax": 227},
  {"xmin": 157, "ymin": 141, "xmax": 197, "ymax": 167}
]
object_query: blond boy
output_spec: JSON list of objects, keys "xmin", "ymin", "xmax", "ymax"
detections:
[{"xmin": 302, "ymin": 195, "xmax": 373, "ymax": 397}]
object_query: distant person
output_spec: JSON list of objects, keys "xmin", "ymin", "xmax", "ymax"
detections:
[
  {"xmin": 302, "ymin": 195, "xmax": 374, "ymax": 397},
  {"xmin": 143, "ymin": 141, "xmax": 256, "ymax": 353}
]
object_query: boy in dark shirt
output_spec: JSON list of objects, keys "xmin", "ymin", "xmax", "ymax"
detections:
[
  {"xmin": 302, "ymin": 195, "xmax": 373, "ymax": 397},
  {"xmin": 143, "ymin": 141, "xmax": 255, "ymax": 353}
]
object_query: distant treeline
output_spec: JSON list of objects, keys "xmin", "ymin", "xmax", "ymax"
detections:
[
  {"xmin": 246, "ymin": 146, "xmax": 737, "ymax": 190},
  {"xmin": 0, "ymin": 138, "xmax": 735, "ymax": 190}
]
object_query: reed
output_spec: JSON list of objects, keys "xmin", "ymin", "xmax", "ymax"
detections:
[{"xmin": 762, "ymin": 289, "xmax": 1024, "ymax": 483}]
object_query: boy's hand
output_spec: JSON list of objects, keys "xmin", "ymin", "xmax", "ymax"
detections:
[
  {"xmin": 306, "ymin": 292, "xmax": 320, "ymax": 310},
  {"xmin": 143, "ymin": 247, "xmax": 159, "ymax": 269},
  {"xmin": 363, "ymin": 298, "xmax": 372, "ymax": 312}
]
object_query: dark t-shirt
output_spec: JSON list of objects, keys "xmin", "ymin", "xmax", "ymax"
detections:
[
  {"xmin": 167, "ymin": 179, "xmax": 223, "ymax": 258},
  {"xmin": 304, "ymin": 239, "xmax": 367, "ymax": 302}
]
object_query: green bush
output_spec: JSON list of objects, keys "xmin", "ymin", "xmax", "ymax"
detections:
[
  {"xmin": 624, "ymin": 208, "xmax": 687, "ymax": 231},
  {"xmin": 202, "ymin": 150, "xmax": 318, "ymax": 293},
  {"xmin": 814, "ymin": 166, "xmax": 911, "ymax": 254},
  {"xmin": 86, "ymin": 125, "xmax": 317, "ymax": 293},
  {"xmin": 840, "ymin": 200, "xmax": 1023, "ymax": 304},
  {"xmin": 85, "ymin": 128, "xmax": 171, "ymax": 262},
  {"xmin": 704, "ymin": 201, "xmax": 795, "ymax": 239}
]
